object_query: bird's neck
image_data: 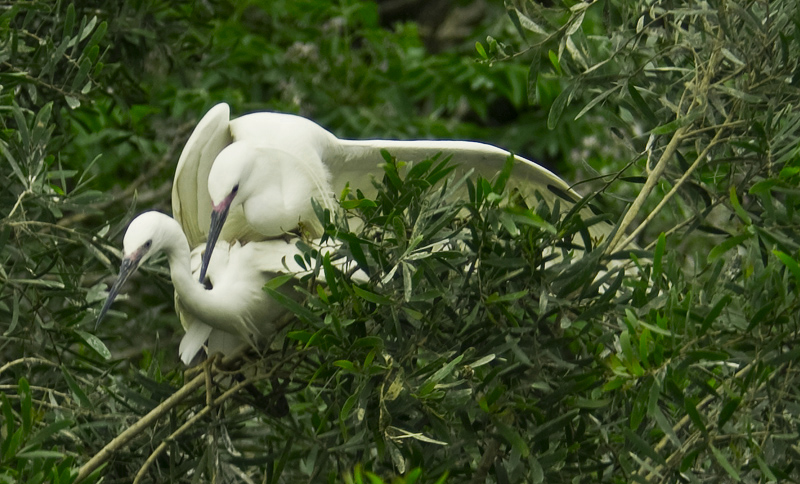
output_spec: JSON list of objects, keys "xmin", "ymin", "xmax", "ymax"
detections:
[
  {"xmin": 162, "ymin": 227, "xmax": 202, "ymax": 300},
  {"xmin": 162, "ymin": 227, "xmax": 248, "ymax": 336},
  {"xmin": 161, "ymin": 227, "xmax": 221, "ymax": 321}
]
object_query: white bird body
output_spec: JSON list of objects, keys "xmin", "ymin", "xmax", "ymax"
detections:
[
  {"xmin": 227, "ymin": 111, "xmax": 583, "ymax": 207},
  {"xmin": 98, "ymin": 211, "xmax": 307, "ymax": 365},
  {"xmin": 208, "ymin": 141, "xmax": 333, "ymax": 239},
  {"xmin": 99, "ymin": 104, "xmax": 615, "ymax": 362},
  {"xmin": 177, "ymin": 103, "xmax": 600, "ymax": 280}
]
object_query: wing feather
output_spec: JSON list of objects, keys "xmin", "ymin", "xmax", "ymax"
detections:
[
  {"xmin": 172, "ymin": 103, "xmax": 232, "ymax": 248},
  {"xmin": 334, "ymin": 139, "xmax": 611, "ymax": 240},
  {"xmin": 178, "ymin": 318, "xmax": 213, "ymax": 365}
]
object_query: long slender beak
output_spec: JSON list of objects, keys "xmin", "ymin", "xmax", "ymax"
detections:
[
  {"xmin": 95, "ymin": 253, "xmax": 142, "ymax": 329},
  {"xmin": 199, "ymin": 197, "xmax": 232, "ymax": 283}
]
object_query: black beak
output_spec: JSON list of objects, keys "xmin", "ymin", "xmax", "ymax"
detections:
[
  {"xmin": 200, "ymin": 202, "xmax": 230, "ymax": 282},
  {"xmin": 95, "ymin": 254, "xmax": 141, "ymax": 329}
]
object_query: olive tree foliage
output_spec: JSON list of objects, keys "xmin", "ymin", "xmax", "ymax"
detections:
[
  {"xmin": 475, "ymin": 0, "xmax": 800, "ymax": 481},
  {"xmin": 2, "ymin": 0, "xmax": 800, "ymax": 483},
  {"xmin": 0, "ymin": 1, "xmax": 576, "ymax": 483},
  {"xmin": 0, "ymin": 2, "xmax": 114, "ymax": 482}
]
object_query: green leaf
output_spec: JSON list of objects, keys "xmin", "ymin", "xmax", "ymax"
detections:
[
  {"xmin": 25, "ymin": 419, "xmax": 74, "ymax": 449},
  {"xmin": 527, "ymin": 49, "xmax": 543, "ymax": 104},
  {"xmin": 322, "ymin": 253, "xmax": 342, "ymax": 301},
  {"xmin": 684, "ymin": 398, "xmax": 708, "ymax": 436},
  {"xmin": 652, "ymin": 405, "xmax": 681, "ymax": 448},
  {"xmin": 475, "ymin": 41, "xmax": 487, "ymax": 59},
  {"xmin": 286, "ymin": 330, "xmax": 313, "ymax": 344},
  {"xmin": 650, "ymin": 114, "xmax": 695, "ymax": 135},
  {"xmin": 61, "ymin": 367, "xmax": 92, "ymax": 409},
  {"xmin": 492, "ymin": 155, "xmax": 514, "ymax": 195},
  {"xmin": 77, "ymin": 15, "xmax": 98, "ymax": 42},
  {"xmin": 573, "ymin": 397, "xmax": 610, "ymax": 409},
  {"xmin": 547, "ymin": 83, "xmax": 574, "ymax": 129},
  {"xmin": 620, "ymin": 330, "xmax": 644, "ymax": 377},
  {"xmin": 574, "ymin": 85, "xmax": 617, "ymax": 121},
  {"xmin": 710, "ymin": 444, "xmax": 741, "ymax": 481},
  {"xmin": 264, "ymin": 283, "xmax": 317, "ymax": 324},
  {"xmin": 1, "ymin": 393, "xmax": 14, "ymax": 441},
  {"xmin": 506, "ymin": 7, "xmax": 527, "ymax": 43},
  {"xmin": 340, "ymin": 391, "xmax": 358, "ymax": 424},
  {"xmin": 530, "ymin": 457, "xmax": 544, "ymax": 483},
  {"xmin": 335, "ymin": 232, "xmax": 370, "ymax": 275},
  {"xmin": 85, "ymin": 20, "xmax": 108, "ymax": 51},
  {"xmin": 746, "ymin": 301, "xmax": 774, "ymax": 331},
  {"xmin": 623, "ymin": 428, "xmax": 666, "ymax": 465},
  {"xmin": 630, "ymin": 378, "xmax": 650, "ymax": 430},
  {"xmin": 708, "ymin": 233, "xmax": 751, "ymax": 262},
  {"xmin": 755, "ymin": 453, "xmax": 778, "ymax": 482},
  {"xmin": 70, "ymin": 57, "xmax": 92, "ymax": 91},
  {"xmin": 627, "ymin": 82, "xmax": 658, "ymax": 125},
  {"xmin": 548, "ymin": 49, "xmax": 562, "ymax": 74},
  {"xmin": 699, "ymin": 294, "xmax": 731, "ymax": 335},
  {"xmin": 17, "ymin": 450, "xmax": 66, "ymax": 460},
  {"xmin": 270, "ymin": 438, "xmax": 292, "ymax": 484},
  {"xmin": 717, "ymin": 397, "xmax": 741, "ymax": 429},
  {"xmin": 651, "ymin": 232, "xmax": 665, "ymax": 283},
  {"xmin": 420, "ymin": 354, "xmax": 465, "ymax": 396},
  {"xmin": 715, "ymin": 84, "xmax": 759, "ymax": 103},
  {"xmin": 353, "ymin": 285, "xmax": 392, "ymax": 305},
  {"xmin": 496, "ymin": 421, "xmax": 530, "ymax": 457},
  {"xmin": 62, "ymin": 4, "xmax": 75, "ymax": 40},
  {"xmin": 334, "ymin": 360, "xmax": 358, "ymax": 373},
  {"xmin": 773, "ymin": 250, "xmax": 800, "ymax": 283},
  {"xmin": 729, "ymin": 186, "xmax": 752, "ymax": 225},
  {"xmin": 75, "ymin": 330, "xmax": 111, "ymax": 360},
  {"xmin": 565, "ymin": 8, "xmax": 585, "ymax": 36},
  {"xmin": 340, "ymin": 199, "xmax": 377, "ymax": 209},
  {"xmin": 486, "ymin": 290, "xmax": 528, "ymax": 304}
]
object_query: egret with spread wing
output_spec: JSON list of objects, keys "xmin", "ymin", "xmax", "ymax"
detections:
[{"xmin": 178, "ymin": 103, "xmax": 601, "ymax": 282}]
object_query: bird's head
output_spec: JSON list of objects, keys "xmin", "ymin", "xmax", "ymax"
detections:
[
  {"xmin": 208, "ymin": 141, "xmax": 256, "ymax": 210},
  {"xmin": 202, "ymin": 141, "xmax": 257, "ymax": 282},
  {"xmin": 122, "ymin": 211, "xmax": 172, "ymax": 264},
  {"xmin": 96, "ymin": 211, "xmax": 171, "ymax": 328}
]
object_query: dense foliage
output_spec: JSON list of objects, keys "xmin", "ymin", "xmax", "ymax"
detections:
[{"xmin": 1, "ymin": 0, "xmax": 799, "ymax": 483}]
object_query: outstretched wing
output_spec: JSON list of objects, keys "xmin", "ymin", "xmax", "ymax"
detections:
[
  {"xmin": 172, "ymin": 102, "xmax": 232, "ymax": 248},
  {"xmin": 335, "ymin": 139, "xmax": 579, "ymax": 205},
  {"xmin": 332, "ymin": 139, "xmax": 611, "ymax": 242}
]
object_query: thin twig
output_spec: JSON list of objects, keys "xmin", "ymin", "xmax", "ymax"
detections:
[
  {"xmin": 0, "ymin": 357, "xmax": 59, "ymax": 377},
  {"xmin": 132, "ymin": 351, "xmax": 299, "ymax": 483},
  {"xmin": 638, "ymin": 359, "xmax": 785, "ymax": 480},
  {"xmin": 73, "ymin": 372, "xmax": 206, "ymax": 483},
  {"xmin": 74, "ymin": 349, "xmax": 247, "ymax": 483},
  {"xmin": 617, "ymin": 118, "xmax": 729, "ymax": 249},
  {"xmin": 607, "ymin": 125, "xmax": 689, "ymax": 253}
]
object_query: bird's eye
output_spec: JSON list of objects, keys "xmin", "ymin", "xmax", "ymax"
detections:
[
  {"xmin": 232, "ymin": 184, "xmax": 240, "ymax": 194},
  {"xmin": 144, "ymin": 240, "xmax": 152, "ymax": 249}
]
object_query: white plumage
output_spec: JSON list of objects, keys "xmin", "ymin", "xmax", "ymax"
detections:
[
  {"xmin": 179, "ymin": 103, "xmax": 601, "ymax": 281},
  {"xmin": 96, "ymin": 211, "xmax": 309, "ymax": 364},
  {"xmin": 98, "ymin": 102, "xmax": 613, "ymax": 363}
]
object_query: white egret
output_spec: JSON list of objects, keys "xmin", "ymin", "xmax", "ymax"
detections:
[
  {"xmin": 174, "ymin": 103, "xmax": 602, "ymax": 282},
  {"xmin": 96, "ymin": 211, "xmax": 309, "ymax": 365}
]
